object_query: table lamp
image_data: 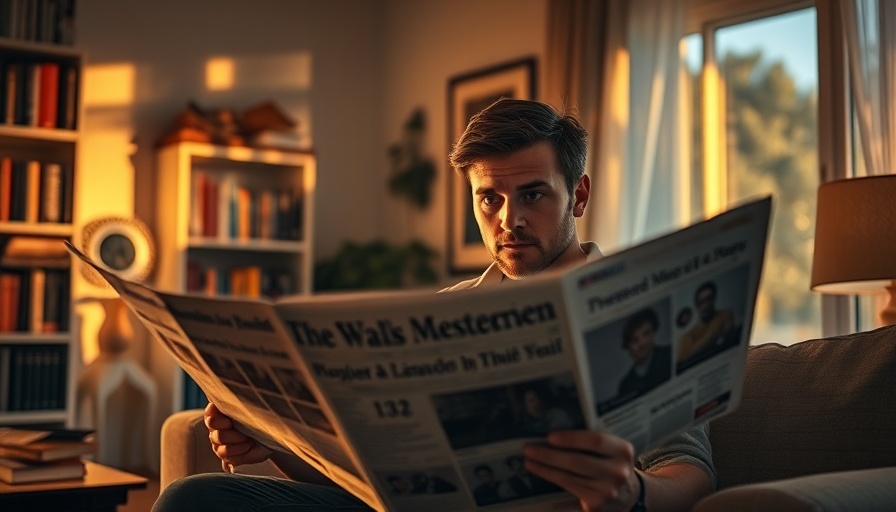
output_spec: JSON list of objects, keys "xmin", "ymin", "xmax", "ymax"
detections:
[{"xmin": 810, "ymin": 174, "xmax": 896, "ymax": 325}]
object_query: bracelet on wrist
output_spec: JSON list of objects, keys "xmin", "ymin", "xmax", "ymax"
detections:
[{"xmin": 630, "ymin": 471, "xmax": 647, "ymax": 512}]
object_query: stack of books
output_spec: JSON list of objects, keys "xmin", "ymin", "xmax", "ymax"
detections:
[{"xmin": 0, "ymin": 427, "xmax": 95, "ymax": 484}]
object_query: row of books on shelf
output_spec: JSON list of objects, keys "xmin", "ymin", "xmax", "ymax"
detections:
[
  {"xmin": 190, "ymin": 171, "xmax": 304, "ymax": 241},
  {"xmin": 0, "ymin": 268, "xmax": 70, "ymax": 332},
  {"xmin": 1, "ymin": 58, "xmax": 78, "ymax": 130},
  {"xmin": 0, "ymin": 156, "xmax": 74, "ymax": 223},
  {"xmin": 0, "ymin": 343, "xmax": 68, "ymax": 413},
  {"xmin": 0, "ymin": 0, "xmax": 76, "ymax": 46},
  {"xmin": 186, "ymin": 260, "xmax": 295, "ymax": 299},
  {"xmin": 0, "ymin": 427, "xmax": 93, "ymax": 484}
]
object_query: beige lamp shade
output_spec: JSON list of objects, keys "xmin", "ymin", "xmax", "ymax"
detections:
[{"xmin": 811, "ymin": 174, "xmax": 896, "ymax": 294}]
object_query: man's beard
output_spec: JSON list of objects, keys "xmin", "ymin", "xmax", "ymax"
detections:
[
  {"xmin": 490, "ymin": 221, "xmax": 575, "ymax": 278},
  {"xmin": 492, "ymin": 232, "xmax": 551, "ymax": 277}
]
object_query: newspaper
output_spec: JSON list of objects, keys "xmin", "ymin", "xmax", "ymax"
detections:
[{"xmin": 67, "ymin": 197, "xmax": 770, "ymax": 512}]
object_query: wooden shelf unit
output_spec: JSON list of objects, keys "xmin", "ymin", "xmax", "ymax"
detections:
[
  {"xmin": 0, "ymin": 35, "xmax": 82, "ymax": 428},
  {"xmin": 153, "ymin": 141, "xmax": 316, "ymax": 413}
]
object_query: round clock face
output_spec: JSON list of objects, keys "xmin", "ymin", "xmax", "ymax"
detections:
[
  {"xmin": 99, "ymin": 233, "xmax": 137, "ymax": 271},
  {"xmin": 81, "ymin": 216, "xmax": 156, "ymax": 287}
]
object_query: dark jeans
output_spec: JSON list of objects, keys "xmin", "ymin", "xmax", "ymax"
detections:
[{"xmin": 152, "ymin": 473, "xmax": 374, "ymax": 512}]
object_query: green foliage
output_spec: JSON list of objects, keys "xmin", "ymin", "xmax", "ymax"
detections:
[
  {"xmin": 716, "ymin": 50, "xmax": 819, "ymax": 323},
  {"xmin": 316, "ymin": 109, "xmax": 440, "ymax": 293},
  {"xmin": 314, "ymin": 239, "xmax": 438, "ymax": 292},
  {"xmin": 388, "ymin": 108, "xmax": 436, "ymax": 208}
]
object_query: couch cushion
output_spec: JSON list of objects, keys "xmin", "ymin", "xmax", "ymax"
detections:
[
  {"xmin": 694, "ymin": 467, "xmax": 896, "ymax": 512},
  {"xmin": 709, "ymin": 325, "xmax": 896, "ymax": 489}
]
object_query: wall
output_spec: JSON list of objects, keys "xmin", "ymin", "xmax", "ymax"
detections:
[
  {"xmin": 379, "ymin": 0, "xmax": 547, "ymax": 281},
  {"xmin": 72, "ymin": 0, "xmax": 547, "ymax": 469}
]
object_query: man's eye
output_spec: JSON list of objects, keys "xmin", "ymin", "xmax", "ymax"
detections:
[
  {"xmin": 481, "ymin": 195, "xmax": 500, "ymax": 206},
  {"xmin": 523, "ymin": 191, "xmax": 545, "ymax": 202}
]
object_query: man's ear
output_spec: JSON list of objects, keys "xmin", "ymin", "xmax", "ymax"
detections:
[{"xmin": 572, "ymin": 174, "xmax": 590, "ymax": 218}]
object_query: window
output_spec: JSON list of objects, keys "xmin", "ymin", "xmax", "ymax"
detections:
[{"xmin": 683, "ymin": 2, "xmax": 824, "ymax": 343}]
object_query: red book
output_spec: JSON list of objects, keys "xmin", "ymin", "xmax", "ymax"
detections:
[
  {"xmin": 0, "ymin": 157, "xmax": 11, "ymax": 221},
  {"xmin": 37, "ymin": 62, "xmax": 60, "ymax": 129},
  {"xmin": 0, "ymin": 273, "xmax": 21, "ymax": 332}
]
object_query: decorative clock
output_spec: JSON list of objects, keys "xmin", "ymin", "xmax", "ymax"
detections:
[{"xmin": 81, "ymin": 216, "xmax": 156, "ymax": 287}]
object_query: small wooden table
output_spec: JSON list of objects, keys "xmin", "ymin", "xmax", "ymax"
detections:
[{"xmin": 0, "ymin": 461, "xmax": 148, "ymax": 512}]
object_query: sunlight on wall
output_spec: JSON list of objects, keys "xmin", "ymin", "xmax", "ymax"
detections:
[
  {"xmin": 82, "ymin": 63, "xmax": 135, "ymax": 107},
  {"xmin": 206, "ymin": 58, "xmax": 234, "ymax": 90},
  {"xmin": 204, "ymin": 53, "xmax": 313, "ymax": 91},
  {"xmin": 77, "ymin": 132, "xmax": 137, "ymax": 221},
  {"xmin": 77, "ymin": 63, "xmax": 140, "ymax": 363}
]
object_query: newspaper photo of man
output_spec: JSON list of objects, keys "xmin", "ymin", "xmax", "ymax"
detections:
[
  {"xmin": 616, "ymin": 307, "xmax": 672, "ymax": 398},
  {"xmin": 674, "ymin": 265, "xmax": 749, "ymax": 373},
  {"xmin": 470, "ymin": 463, "xmax": 517, "ymax": 505},
  {"xmin": 513, "ymin": 381, "xmax": 583, "ymax": 436},
  {"xmin": 586, "ymin": 298, "xmax": 673, "ymax": 414},
  {"xmin": 431, "ymin": 374, "xmax": 584, "ymax": 449},
  {"xmin": 504, "ymin": 455, "xmax": 560, "ymax": 497}
]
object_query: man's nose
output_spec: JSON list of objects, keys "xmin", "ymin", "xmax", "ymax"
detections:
[{"xmin": 499, "ymin": 200, "xmax": 526, "ymax": 231}]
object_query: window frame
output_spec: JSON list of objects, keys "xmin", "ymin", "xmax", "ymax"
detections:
[{"xmin": 688, "ymin": 0, "xmax": 855, "ymax": 337}]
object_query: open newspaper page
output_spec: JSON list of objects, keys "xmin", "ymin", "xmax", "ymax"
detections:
[
  {"xmin": 66, "ymin": 243, "xmax": 382, "ymax": 508},
  {"xmin": 70, "ymin": 242, "xmax": 584, "ymax": 511},
  {"xmin": 271, "ymin": 278, "xmax": 585, "ymax": 512},
  {"xmin": 562, "ymin": 197, "xmax": 771, "ymax": 452},
  {"xmin": 267, "ymin": 197, "xmax": 770, "ymax": 512}
]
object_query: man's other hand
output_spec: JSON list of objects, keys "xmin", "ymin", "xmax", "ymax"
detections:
[
  {"xmin": 523, "ymin": 430, "xmax": 640, "ymax": 512},
  {"xmin": 205, "ymin": 401, "xmax": 273, "ymax": 471}
]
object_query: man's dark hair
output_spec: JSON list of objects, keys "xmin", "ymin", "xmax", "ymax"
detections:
[
  {"xmin": 622, "ymin": 308, "xmax": 660, "ymax": 349},
  {"xmin": 448, "ymin": 98, "xmax": 588, "ymax": 193},
  {"xmin": 694, "ymin": 281, "xmax": 718, "ymax": 303}
]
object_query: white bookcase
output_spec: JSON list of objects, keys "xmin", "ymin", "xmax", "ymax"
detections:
[
  {"xmin": 153, "ymin": 141, "xmax": 316, "ymax": 414},
  {"xmin": 0, "ymin": 37, "xmax": 82, "ymax": 427}
]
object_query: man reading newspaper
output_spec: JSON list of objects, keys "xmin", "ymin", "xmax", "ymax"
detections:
[{"xmin": 154, "ymin": 99, "xmax": 716, "ymax": 512}]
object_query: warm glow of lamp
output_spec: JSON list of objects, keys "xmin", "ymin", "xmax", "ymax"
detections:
[{"xmin": 810, "ymin": 174, "xmax": 896, "ymax": 325}]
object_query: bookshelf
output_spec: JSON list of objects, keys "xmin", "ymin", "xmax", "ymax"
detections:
[
  {"xmin": 154, "ymin": 141, "xmax": 316, "ymax": 413},
  {"xmin": 0, "ymin": 10, "xmax": 81, "ymax": 428}
]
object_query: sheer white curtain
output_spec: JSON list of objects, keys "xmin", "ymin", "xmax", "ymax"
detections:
[
  {"xmin": 545, "ymin": 0, "xmax": 690, "ymax": 253},
  {"xmin": 840, "ymin": 0, "xmax": 896, "ymax": 176},
  {"xmin": 837, "ymin": 0, "xmax": 896, "ymax": 330}
]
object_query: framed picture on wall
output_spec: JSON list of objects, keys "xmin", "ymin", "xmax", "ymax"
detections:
[{"xmin": 447, "ymin": 56, "xmax": 537, "ymax": 274}]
